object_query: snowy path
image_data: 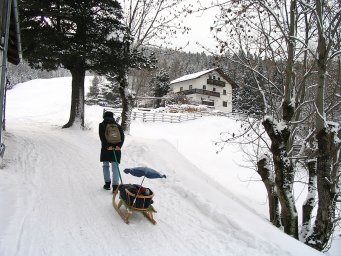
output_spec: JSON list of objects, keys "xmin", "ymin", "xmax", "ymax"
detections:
[
  {"xmin": 0, "ymin": 122, "xmax": 302, "ymax": 256},
  {"xmin": 0, "ymin": 77, "xmax": 323, "ymax": 256}
]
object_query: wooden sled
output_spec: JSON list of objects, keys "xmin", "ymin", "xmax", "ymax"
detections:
[{"xmin": 112, "ymin": 185, "xmax": 157, "ymax": 225}]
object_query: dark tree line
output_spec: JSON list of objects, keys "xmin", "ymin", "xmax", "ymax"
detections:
[{"xmin": 7, "ymin": 60, "xmax": 70, "ymax": 85}]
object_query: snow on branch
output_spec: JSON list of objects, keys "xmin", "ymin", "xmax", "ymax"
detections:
[{"xmin": 329, "ymin": 50, "xmax": 341, "ymax": 60}]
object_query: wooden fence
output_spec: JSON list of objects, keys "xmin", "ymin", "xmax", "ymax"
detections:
[
  {"xmin": 105, "ymin": 108, "xmax": 253, "ymax": 123},
  {"xmin": 106, "ymin": 108, "xmax": 203, "ymax": 123},
  {"xmin": 131, "ymin": 111, "xmax": 204, "ymax": 123}
]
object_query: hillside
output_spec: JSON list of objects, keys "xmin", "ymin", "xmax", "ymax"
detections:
[{"xmin": 0, "ymin": 77, "xmax": 326, "ymax": 256}]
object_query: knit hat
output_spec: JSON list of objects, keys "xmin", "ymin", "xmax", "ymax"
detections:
[{"xmin": 103, "ymin": 111, "xmax": 114, "ymax": 118}]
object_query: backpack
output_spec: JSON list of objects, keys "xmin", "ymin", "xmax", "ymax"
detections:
[{"xmin": 105, "ymin": 123, "xmax": 122, "ymax": 144}]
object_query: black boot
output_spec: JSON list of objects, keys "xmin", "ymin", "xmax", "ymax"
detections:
[
  {"xmin": 103, "ymin": 182, "xmax": 111, "ymax": 190},
  {"xmin": 112, "ymin": 185, "xmax": 119, "ymax": 193}
]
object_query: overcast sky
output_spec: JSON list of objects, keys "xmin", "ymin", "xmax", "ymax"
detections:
[
  {"xmin": 118, "ymin": 0, "xmax": 221, "ymax": 53},
  {"xmin": 172, "ymin": 5, "xmax": 219, "ymax": 53}
]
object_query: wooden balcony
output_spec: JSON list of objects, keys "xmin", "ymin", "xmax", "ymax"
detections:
[
  {"xmin": 207, "ymin": 79, "xmax": 226, "ymax": 87},
  {"xmin": 181, "ymin": 89, "xmax": 220, "ymax": 97},
  {"xmin": 202, "ymin": 100, "xmax": 214, "ymax": 106}
]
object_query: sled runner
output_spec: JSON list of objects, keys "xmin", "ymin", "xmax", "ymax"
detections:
[
  {"xmin": 112, "ymin": 167, "xmax": 166, "ymax": 225},
  {"xmin": 112, "ymin": 184, "xmax": 157, "ymax": 224}
]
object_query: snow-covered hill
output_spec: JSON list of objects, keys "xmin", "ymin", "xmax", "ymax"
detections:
[{"xmin": 0, "ymin": 77, "xmax": 330, "ymax": 255}]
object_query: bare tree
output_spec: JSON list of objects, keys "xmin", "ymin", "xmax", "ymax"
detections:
[
  {"xmin": 303, "ymin": 0, "xmax": 341, "ymax": 250},
  {"xmin": 208, "ymin": 0, "xmax": 341, "ymax": 251},
  {"xmin": 107, "ymin": 0, "xmax": 189, "ymax": 132}
]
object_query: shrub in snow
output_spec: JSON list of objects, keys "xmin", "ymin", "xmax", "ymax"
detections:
[
  {"xmin": 164, "ymin": 92, "xmax": 189, "ymax": 105},
  {"xmin": 86, "ymin": 76, "xmax": 121, "ymax": 107}
]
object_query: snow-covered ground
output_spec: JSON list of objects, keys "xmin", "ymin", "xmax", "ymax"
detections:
[{"xmin": 0, "ymin": 77, "xmax": 338, "ymax": 256}]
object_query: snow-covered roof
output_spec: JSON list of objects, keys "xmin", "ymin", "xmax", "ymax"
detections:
[
  {"xmin": 170, "ymin": 68, "xmax": 239, "ymax": 88},
  {"xmin": 170, "ymin": 68, "xmax": 216, "ymax": 84}
]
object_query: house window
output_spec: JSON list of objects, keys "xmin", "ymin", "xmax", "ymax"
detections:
[
  {"xmin": 223, "ymin": 90, "xmax": 226, "ymax": 95},
  {"xmin": 223, "ymin": 101, "xmax": 227, "ymax": 107},
  {"xmin": 180, "ymin": 87, "xmax": 183, "ymax": 92},
  {"xmin": 218, "ymin": 77, "xmax": 221, "ymax": 80},
  {"xmin": 189, "ymin": 85, "xmax": 192, "ymax": 90},
  {"xmin": 213, "ymin": 87, "xmax": 216, "ymax": 92},
  {"xmin": 203, "ymin": 85, "xmax": 206, "ymax": 90},
  {"xmin": 213, "ymin": 75, "xmax": 216, "ymax": 79}
]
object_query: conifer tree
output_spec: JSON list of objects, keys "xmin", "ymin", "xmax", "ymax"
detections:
[
  {"xmin": 19, "ymin": 0, "xmax": 126, "ymax": 128},
  {"xmin": 86, "ymin": 76, "xmax": 101, "ymax": 105},
  {"xmin": 151, "ymin": 69, "xmax": 170, "ymax": 108}
]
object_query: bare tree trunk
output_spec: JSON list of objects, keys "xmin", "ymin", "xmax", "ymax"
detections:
[
  {"xmin": 262, "ymin": 1, "xmax": 299, "ymax": 234},
  {"xmin": 117, "ymin": 72, "xmax": 133, "ymax": 133},
  {"xmin": 304, "ymin": 1, "xmax": 340, "ymax": 250},
  {"xmin": 63, "ymin": 68, "xmax": 85, "ymax": 128},
  {"xmin": 257, "ymin": 155, "xmax": 281, "ymax": 227},
  {"xmin": 114, "ymin": 35, "xmax": 134, "ymax": 133},
  {"xmin": 305, "ymin": 128, "xmax": 338, "ymax": 251},
  {"xmin": 263, "ymin": 118, "xmax": 298, "ymax": 239},
  {"xmin": 282, "ymin": 0, "xmax": 297, "ymax": 122},
  {"xmin": 315, "ymin": 10, "xmax": 327, "ymax": 132},
  {"xmin": 300, "ymin": 160, "xmax": 317, "ymax": 241}
]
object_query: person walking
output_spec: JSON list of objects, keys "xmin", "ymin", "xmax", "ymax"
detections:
[{"xmin": 99, "ymin": 111, "xmax": 125, "ymax": 192}]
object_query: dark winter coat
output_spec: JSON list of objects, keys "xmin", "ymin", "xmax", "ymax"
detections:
[{"xmin": 99, "ymin": 117, "xmax": 125, "ymax": 163}]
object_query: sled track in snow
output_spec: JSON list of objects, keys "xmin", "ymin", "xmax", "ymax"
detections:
[{"xmin": 0, "ymin": 124, "xmax": 293, "ymax": 256}]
